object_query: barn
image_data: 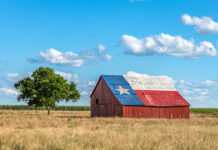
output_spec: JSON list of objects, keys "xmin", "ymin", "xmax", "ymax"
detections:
[{"xmin": 90, "ymin": 74, "xmax": 190, "ymax": 119}]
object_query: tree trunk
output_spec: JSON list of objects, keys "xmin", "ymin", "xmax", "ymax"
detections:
[{"xmin": 48, "ymin": 106, "xmax": 50, "ymax": 115}]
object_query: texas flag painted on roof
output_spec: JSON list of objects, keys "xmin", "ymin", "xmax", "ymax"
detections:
[{"xmin": 101, "ymin": 73, "xmax": 190, "ymax": 107}]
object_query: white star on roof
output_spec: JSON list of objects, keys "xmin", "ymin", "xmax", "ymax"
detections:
[{"xmin": 116, "ymin": 85, "xmax": 130, "ymax": 95}]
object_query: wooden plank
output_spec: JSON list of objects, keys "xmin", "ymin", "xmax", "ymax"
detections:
[{"xmin": 166, "ymin": 108, "xmax": 170, "ymax": 119}]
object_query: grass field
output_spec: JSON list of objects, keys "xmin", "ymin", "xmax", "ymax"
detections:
[
  {"xmin": 0, "ymin": 110, "xmax": 217, "ymax": 150},
  {"xmin": 1, "ymin": 105, "xmax": 218, "ymax": 114}
]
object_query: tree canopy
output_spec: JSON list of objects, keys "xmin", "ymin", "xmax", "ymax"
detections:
[{"xmin": 14, "ymin": 67, "xmax": 80, "ymax": 115}]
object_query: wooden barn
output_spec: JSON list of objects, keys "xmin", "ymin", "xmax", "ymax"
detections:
[{"xmin": 90, "ymin": 75, "xmax": 190, "ymax": 119}]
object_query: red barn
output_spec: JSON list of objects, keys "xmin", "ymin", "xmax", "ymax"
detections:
[{"xmin": 90, "ymin": 74, "xmax": 190, "ymax": 119}]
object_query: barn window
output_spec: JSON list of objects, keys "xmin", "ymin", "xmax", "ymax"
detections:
[{"xmin": 96, "ymin": 99, "xmax": 99, "ymax": 104}]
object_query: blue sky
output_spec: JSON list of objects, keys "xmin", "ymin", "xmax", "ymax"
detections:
[{"xmin": 0, "ymin": 0, "xmax": 218, "ymax": 107}]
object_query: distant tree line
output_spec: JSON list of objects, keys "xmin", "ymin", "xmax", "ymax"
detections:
[{"xmin": 0, "ymin": 105, "xmax": 90, "ymax": 111}]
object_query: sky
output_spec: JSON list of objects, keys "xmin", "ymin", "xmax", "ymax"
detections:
[{"xmin": 0, "ymin": 0, "xmax": 218, "ymax": 107}]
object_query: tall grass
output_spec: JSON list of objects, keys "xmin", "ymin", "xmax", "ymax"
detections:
[{"xmin": 0, "ymin": 110, "xmax": 217, "ymax": 150}]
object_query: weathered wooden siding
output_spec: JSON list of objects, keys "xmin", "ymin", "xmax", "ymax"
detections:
[
  {"xmin": 91, "ymin": 77, "xmax": 122, "ymax": 117},
  {"xmin": 123, "ymin": 106, "xmax": 189, "ymax": 119}
]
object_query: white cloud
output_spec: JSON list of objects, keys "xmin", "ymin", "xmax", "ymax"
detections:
[
  {"xmin": 55, "ymin": 71, "xmax": 72, "ymax": 81},
  {"xmin": 0, "ymin": 88, "xmax": 18, "ymax": 96},
  {"xmin": 176, "ymin": 80, "xmax": 192, "ymax": 88},
  {"xmin": 27, "ymin": 72, "xmax": 33, "ymax": 76},
  {"xmin": 182, "ymin": 14, "xmax": 218, "ymax": 34},
  {"xmin": 30, "ymin": 45, "xmax": 113, "ymax": 67},
  {"xmin": 73, "ymin": 74, "xmax": 78, "ymax": 79},
  {"xmin": 201, "ymin": 80, "xmax": 217, "ymax": 86},
  {"xmin": 7, "ymin": 73, "xmax": 19, "ymax": 78},
  {"xmin": 80, "ymin": 91, "xmax": 89, "ymax": 96},
  {"xmin": 98, "ymin": 44, "xmax": 106, "ymax": 53},
  {"xmin": 193, "ymin": 88, "xmax": 208, "ymax": 95},
  {"xmin": 72, "ymin": 74, "xmax": 79, "ymax": 84},
  {"xmin": 101, "ymin": 54, "xmax": 113, "ymax": 61},
  {"xmin": 88, "ymin": 81, "xmax": 96, "ymax": 86},
  {"xmin": 70, "ymin": 76, "xmax": 96, "ymax": 97},
  {"xmin": 187, "ymin": 95, "xmax": 209, "ymax": 103},
  {"xmin": 175, "ymin": 80, "xmax": 218, "ymax": 99},
  {"xmin": 121, "ymin": 33, "xmax": 217, "ymax": 58},
  {"xmin": 54, "ymin": 71, "xmax": 81, "ymax": 84},
  {"xmin": 40, "ymin": 48, "xmax": 84, "ymax": 67},
  {"xmin": 125, "ymin": 71, "xmax": 149, "ymax": 78},
  {"xmin": 4, "ymin": 73, "xmax": 22, "ymax": 83},
  {"xmin": 120, "ymin": 33, "xmax": 217, "ymax": 58}
]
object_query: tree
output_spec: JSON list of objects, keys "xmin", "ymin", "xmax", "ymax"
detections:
[{"xmin": 14, "ymin": 67, "xmax": 80, "ymax": 115}]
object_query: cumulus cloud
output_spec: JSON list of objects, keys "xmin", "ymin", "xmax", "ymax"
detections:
[
  {"xmin": 98, "ymin": 44, "xmax": 106, "ymax": 53},
  {"xmin": 101, "ymin": 54, "xmax": 113, "ymax": 61},
  {"xmin": 7, "ymin": 73, "xmax": 19, "ymax": 78},
  {"xmin": 0, "ymin": 88, "xmax": 18, "ymax": 96},
  {"xmin": 88, "ymin": 81, "xmax": 96, "ymax": 86},
  {"xmin": 40, "ymin": 49, "xmax": 84, "ymax": 67},
  {"xmin": 80, "ymin": 91, "xmax": 90, "ymax": 96},
  {"xmin": 120, "ymin": 33, "xmax": 217, "ymax": 58},
  {"xmin": 2, "ymin": 73, "xmax": 22, "ymax": 83},
  {"xmin": 182, "ymin": 14, "xmax": 218, "ymax": 34},
  {"xmin": 29, "ymin": 45, "xmax": 113, "ymax": 67},
  {"xmin": 66, "ymin": 74, "xmax": 95, "ymax": 97},
  {"xmin": 175, "ymin": 79, "xmax": 218, "ymax": 106},
  {"xmin": 201, "ymin": 80, "xmax": 217, "ymax": 86},
  {"xmin": 175, "ymin": 79, "xmax": 218, "ymax": 96},
  {"xmin": 55, "ymin": 71, "xmax": 72, "ymax": 81}
]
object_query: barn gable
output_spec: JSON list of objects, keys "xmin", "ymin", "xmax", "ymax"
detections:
[{"xmin": 90, "ymin": 76, "xmax": 123, "ymax": 117}]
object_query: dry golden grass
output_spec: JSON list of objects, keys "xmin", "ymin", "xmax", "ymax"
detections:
[{"xmin": 0, "ymin": 110, "xmax": 217, "ymax": 150}]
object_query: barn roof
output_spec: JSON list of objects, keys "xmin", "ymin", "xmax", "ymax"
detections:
[
  {"xmin": 124, "ymin": 73, "xmax": 190, "ymax": 107},
  {"xmin": 91, "ymin": 75, "xmax": 190, "ymax": 107},
  {"xmin": 102, "ymin": 75, "xmax": 144, "ymax": 106},
  {"xmin": 135, "ymin": 90, "xmax": 190, "ymax": 107},
  {"xmin": 124, "ymin": 74, "xmax": 176, "ymax": 91}
]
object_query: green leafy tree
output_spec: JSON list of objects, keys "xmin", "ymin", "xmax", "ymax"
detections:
[{"xmin": 14, "ymin": 67, "xmax": 80, "ymax": 115}]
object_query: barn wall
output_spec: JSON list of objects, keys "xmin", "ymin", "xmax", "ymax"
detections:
[
  {"xmin": 91, "ymin": 78, "xmax": 122, "ymax": 117},
  {"xmin": 123, "ymin": 106, "xmax": 189, "ymax": 119},
  {"xmin": 90, "ymin": 78, "xmax": 103, "ymax": 117}
]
